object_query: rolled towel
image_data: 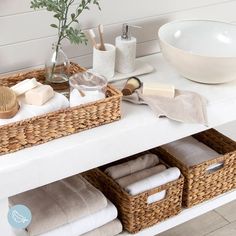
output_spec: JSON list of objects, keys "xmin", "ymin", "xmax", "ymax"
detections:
[
  {"xmin": 105, "ymin": 154, "xmax": 159, "ymax": 179},
  {"xmin": 81, "ymin": 219, "xmax": 123, "ymax": 236},
  {"xmin": 125, "ymin": 167, "xmax": 181, "ymax": 195},
  {"xmin": 162, "ymin": 136, "xmax": 221, "ymax": 167},
  {"xmin": 0, "ymin": 92, "xmax": 69, "ymax": 126},
  {"xmin": 116, "ymin": 164, "xmax": 166, "ymax": 188},
  {"xmin": 9, "ymin": 175, "xmax": 107, "ymax": 236},
  {"xmin": 39, "ymin": 200, "xmax": 118, "ymax": 236}
]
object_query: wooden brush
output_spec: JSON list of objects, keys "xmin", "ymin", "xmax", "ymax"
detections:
[
  {"xmin": 122, "ymin": 77, "xmax": 142, "ymax": 96},
  {"xmin": 0, "ymin": 86, "xmax": 19, "ymax": 119}
]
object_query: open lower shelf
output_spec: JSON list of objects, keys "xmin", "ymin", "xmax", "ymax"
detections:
[
  {"xmin": 120, "ymin": 189, "xmax": 236, "ymax": 236},
  {"xmin": 10, "ymin": 190, "xmax": 236, "ymax": 236}
]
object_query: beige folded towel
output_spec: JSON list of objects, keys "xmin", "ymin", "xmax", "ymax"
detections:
[
  {"xmin": 123, "ymin": 89, "xmax": 208, "ymax": 125},
  {"xmin": 9, "ymin": 175, "xmax": 107, "ymax": 236},
  {"xmin": 116, "ymin": 164, "xmax": 166, "ymax": 188},
  {"xmin": 105, "ymin": 154, "xmax": 159, "ymax": 179},
  {"xmin": 81, "ymin": 219, "xmax": 123, "ymax": 236},
  {"xmin": 162, "ymin": 136, "xmax": 221, "ymax": 167}
]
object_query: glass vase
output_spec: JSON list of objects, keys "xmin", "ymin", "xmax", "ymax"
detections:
[{"xmin": 45, "ymin": 43, "xmax": 70, "ymax": 97}]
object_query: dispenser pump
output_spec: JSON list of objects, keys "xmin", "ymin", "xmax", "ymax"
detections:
[{"xmin": 121, "ymin": 23, "xmax": 141, "ymax": 40}]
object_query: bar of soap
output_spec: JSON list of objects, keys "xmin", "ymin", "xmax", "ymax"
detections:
[
  {"xmin": 142, "ymin": 82, "xmax": 175, "ymax": 98},
  {"xmin": 11, "ymin": 78, "xmax": 38, "ymax": 96},
  {"xmin": 25, "ymin": 85, "xmax": 55, "ymax": 106}
]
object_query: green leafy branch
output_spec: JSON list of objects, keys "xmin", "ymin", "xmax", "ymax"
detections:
[{"xmin": 30, "ymin": 0, "xmax": 101, "ymax": 47}]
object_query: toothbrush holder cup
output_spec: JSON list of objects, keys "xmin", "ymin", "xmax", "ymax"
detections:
[{"xmin": 93, "ymin": 43, "xmax": 116, "ymax": 80}]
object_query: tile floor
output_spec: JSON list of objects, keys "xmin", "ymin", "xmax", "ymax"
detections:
[{"xmin": 157, "ymin": 200, "xmax": 236, "ymax": 236}]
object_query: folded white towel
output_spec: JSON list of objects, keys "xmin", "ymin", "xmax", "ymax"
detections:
[
  {"xmin": 0, "ymin": 92, "xmax": 69, "ymax": 126},
  {"xmin": 81, "ymin": 219, "xmax": 123, "ymax": 236},
  {"xmin": 38, "ymin": 200, "xmax": 118, "ymax": 236},
  {"xmin": 105, "ymin": 154, "xmax": 159, "ymax": 179},
  {"xmin": 162, "ymin": 136, "xmax": 221, "ymax": 167},
  {"xmin": 70, "ymin": 89, "xmax": 105, "ymax": 107},
  {"xmin": 125, "ymin": 167, "xmax": 181, "ymax": 196}
]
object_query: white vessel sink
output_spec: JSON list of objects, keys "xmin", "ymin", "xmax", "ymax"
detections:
[{"xmin": 158, "ymin": 20, "xmax": 236, "ymax": 84}]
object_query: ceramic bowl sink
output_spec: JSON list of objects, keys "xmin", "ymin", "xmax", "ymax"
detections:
[{"xmin": 158, "ymin": 20, "xmax": 236, "ymax": 84}]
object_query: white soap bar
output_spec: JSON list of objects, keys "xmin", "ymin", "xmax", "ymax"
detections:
[
  {"xmin": 142, "ymin": 82, "xmax": 175, "ymax": 98},
  {"xmin": 25, "ymin": 85, "xmax": 55, "ymax": 106},
  {"xmin": 11, "ymin": 78, "xmax": 38, "ymax": 96}
]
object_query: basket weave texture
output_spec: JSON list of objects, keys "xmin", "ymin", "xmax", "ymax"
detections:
[
  {"xmin": 152, "ymin": 129, "xmax": 236, "ymax": 208},
  {"xmin": 0, "ymin": 63, "xmax": 122, "ymax": 155},
  {"xmin": 83, "ymin": 153, "xmax": 184, "ymax": 233}
]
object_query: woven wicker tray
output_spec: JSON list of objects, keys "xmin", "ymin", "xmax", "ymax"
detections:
[
  {"xmin": 0, "ymin": 63, "xmax": 122, "ymax": 155},
  {"xmin": 152, "ymin": 129, "xmax": 236, "ymax": 208},
  {"xmin": 83, "ymin": 152, "xmax": 184, "ymax": 233}
]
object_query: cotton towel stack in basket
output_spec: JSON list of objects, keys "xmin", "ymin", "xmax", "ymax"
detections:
[
  {"xmin": 153, "ymin": 129, "xmax": 236, "ymax": 207},
  {"xmin": 83, "ymin": 153, "xmax": 184, "ymax": 233},
  {"xmin": 9, "ymin": 175, "xmax": 122, "ymax": 236}
]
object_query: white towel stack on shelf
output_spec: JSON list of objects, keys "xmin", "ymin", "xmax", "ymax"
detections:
[
  {"xmin": 105, "ymin": 154, "xmax": 181, "ymax": 203},
  {"xmin": 9, "ymin": 175, "xmax": 122, "ymax": 236}
]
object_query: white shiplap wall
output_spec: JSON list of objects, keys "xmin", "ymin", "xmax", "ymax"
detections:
[{"xmin": 1, "ymin": 0, "xmax": 236, "ymax": 75}]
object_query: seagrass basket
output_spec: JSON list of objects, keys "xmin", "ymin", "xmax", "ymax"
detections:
[
  {"xmin": 0, "ymin": 63, "xmax": 122, "ymax": 155},
  {"xmin": 152, "ymin": 129, "xmax": 236, "ymax": 208},
  {"xmin": 83, "ymin": 153, "xmax": 184, "ymax": 233}
]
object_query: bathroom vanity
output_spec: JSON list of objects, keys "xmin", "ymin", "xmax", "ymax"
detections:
[{"xmin": 1, "ymin": 53, "xmax": 236, "ymax": 236}]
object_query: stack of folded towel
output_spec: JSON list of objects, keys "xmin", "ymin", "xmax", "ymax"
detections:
[
  {"xmin": 162, "ymin": 136, "xmax": 222, "ymax": 170},
  {"xmin": 105, "ymin": 154, "xmax": 181, "ymax": 203},
  {"xmin": 9, "ymin": 175, "xmax": 122, "ymax": 236}
]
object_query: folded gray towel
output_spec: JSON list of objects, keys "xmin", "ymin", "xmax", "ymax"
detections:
[
  {"xmin": 9, "ymin": 175, "xmax": 107, "ymax": 236},
  {"xmin": 123, "ymin": 89, "xmax": 208, "ymax": 125},
  {"xmin": 105, "ymin": 154, "xmax": 159, "ymax": 179},
  {"xmin": 81, "ymin": 219, "xmax": 123, "ymax": 236},
  {"xmin": 162, "ymin": 136, "xmax": 221, "ymax": 167},
  {"xmin": 116, "ymin": 164, "xmax": 166, "ymax": 188}
]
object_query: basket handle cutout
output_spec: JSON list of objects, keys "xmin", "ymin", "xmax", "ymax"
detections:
[
  {"xmin": 146, "ymin": 185, "xmax": 170, "ymax": 205},
  {"xmin": 147, "ymin": 190, "xmax": 167, "ymax": 204},
  {"xmin": 206, "ymin": 161, "xmax": 224, "ymax": 174}
]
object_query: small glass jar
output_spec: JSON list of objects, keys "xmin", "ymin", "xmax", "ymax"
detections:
[
  {"xmin": 45, "ymin": 43, "xmax": 70, "ymax": 97},
  {"xmin": 69, "ymin": 71, "xmax": 107, "ymax": 107}
]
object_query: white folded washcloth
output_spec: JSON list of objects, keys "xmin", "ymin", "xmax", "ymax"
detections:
[
  {"xmin": 105, "ymin": 154, "xmax": 159, "ymax": 179},
  {"xmin": 70, "ymin": 89, "xmax": 105, "ymax": 107},
  {"xmin": 162, "ymin": 136, "xmax": 221, "ymax": 167},
  {"xmin": 38, "ymin": 200, "xmax": 118, "ymax": 236},
  {"xmin": 125, "ymin": 167, "xmax": 181, "ymax": 196},
  {"xmin": 0, "ymin": 92, "xmax": 69, "ymax": 126}
]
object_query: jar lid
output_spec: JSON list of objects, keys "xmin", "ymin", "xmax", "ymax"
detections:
[{"xmin": 69, "ymin": 71, "xmax": 107, "ymax": 92}]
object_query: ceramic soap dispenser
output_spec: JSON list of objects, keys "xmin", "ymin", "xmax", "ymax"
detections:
[{"xmin": 115, "ymin": 24, "xmax": 140, "ymax": 74}]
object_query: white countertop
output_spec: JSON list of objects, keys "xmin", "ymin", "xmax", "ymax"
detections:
[{"xmin": 1, "ymin": 53, "xmax": 236, "ymax": 199}]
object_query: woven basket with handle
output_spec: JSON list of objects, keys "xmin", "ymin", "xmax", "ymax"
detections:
[
  {"xmin": 83, "ymin": 152, "xmax": 184, "ymax": 233},
  {"xmin": 152, "ymin": 129, "xmax": 236, "ymax": 208}
]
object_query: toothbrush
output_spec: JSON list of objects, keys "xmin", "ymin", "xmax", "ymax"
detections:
[
  {"xmin": 88, "ymin": 29, "xmax": 98, "ymax": 49},
  {"xmin": 98, "ymin": 24, "xmax": 106, "ymax": 51}
]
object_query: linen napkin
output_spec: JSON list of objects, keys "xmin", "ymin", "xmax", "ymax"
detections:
[{"xmin": 123, "ymin": 89, "xmax": 208, "ymax": 125}]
